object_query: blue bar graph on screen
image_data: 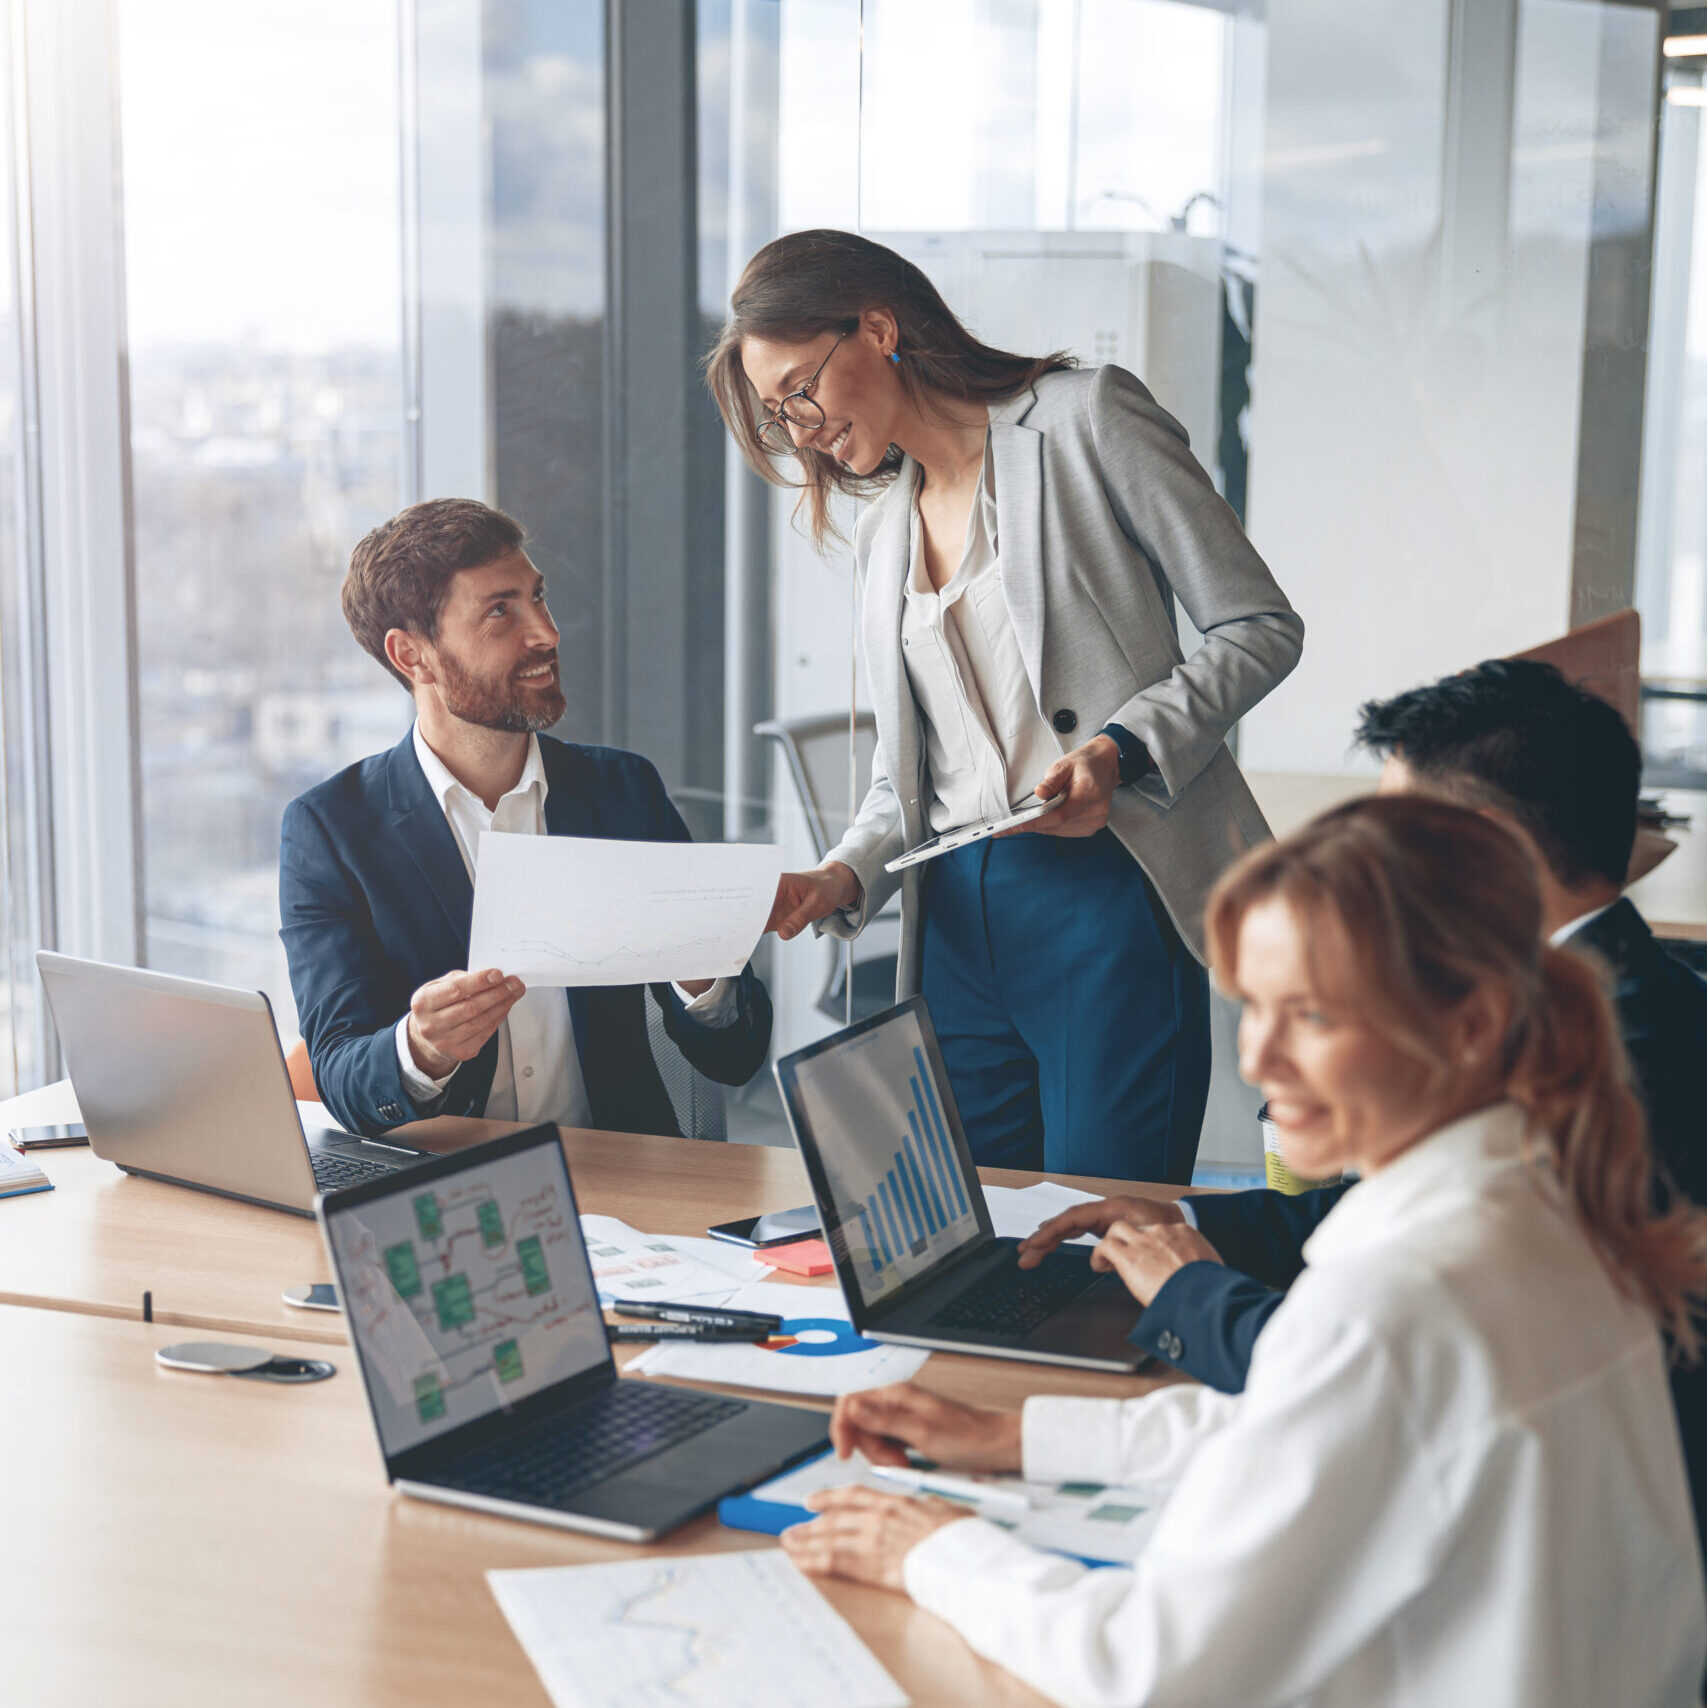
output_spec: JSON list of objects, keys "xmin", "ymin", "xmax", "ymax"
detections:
[
  {"xmin": 848, "ymin": 1056, "xmax": 978, "ymax": 1287},
  {"xmin": 904, "ymin": 1114, "xmax": 945, "ymax": 1230},
  {"xmin": 915, "ymin": 1049, "xmax": 969, "ymax": 1216}
]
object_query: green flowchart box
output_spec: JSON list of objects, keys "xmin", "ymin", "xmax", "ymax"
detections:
[
  {"xmin": 477, "ymin": 1198, "xmax": 506, "ymax": 1250},
  {"xmin": 413, "ymin": 1193, "xmax": 443, "ymax": 1241},
  {"xmin": 432, "ymin": 1271, "xmax": 475, "ymax": 1331},
  {"xmin": 413, "ymin": 1373, "xmax": 445, "ymax": 1422},
  {"xmin": 384, "ymin": 1241, "xmax": 422, "ymax": 1299},
  {"xmin": 517, "ymin": 1234, "xmax": 550, "ymax": 1296},
  {"xmin": 493, "ymin": 1339, "xmax": 524, "ymax": 1384}
]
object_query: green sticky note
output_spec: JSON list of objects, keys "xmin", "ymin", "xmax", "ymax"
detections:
[
  {"xmin": 494, "ymin": 1339, "xmax": 524, "ymax": 1384},
  {"xmin": 1087, "ymin": 1502, "xmax": 1145, "ymax": 1524},
  {"xmin": 384, "ymin": 1241, "xmax": 422, "ymax": 1299},
  {"xmin": 517, "ymin": 1234, "xmax": 550, "ymax": 1297},
  {"xmin": 413, "ymin": 1193, "xmax": 443, "ymax": 1241},
  {"xmin": 1056, "ymin": 1482, "xmax": 1107, "ymax": 1498},
  {"xmin": 413, "ymin": 1373, "xmax": 445, "ymax": 1422},
  {"xmin": 477, "ymin": 1198, "xmax": 506, "ymax": 1250},
  {"xmin": 432, "ymin": 1271, "xmax": 475, "ymax": 1331}
]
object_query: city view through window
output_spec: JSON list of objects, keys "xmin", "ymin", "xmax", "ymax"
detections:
[{"xmin": 119, "ymin": 0, "xmax": 410, "ymax": 1033}]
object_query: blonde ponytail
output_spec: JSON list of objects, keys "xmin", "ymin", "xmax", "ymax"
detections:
[{"xmin": 1513, "ymin": 947, "xmax": 1707, "ymax": 1357}]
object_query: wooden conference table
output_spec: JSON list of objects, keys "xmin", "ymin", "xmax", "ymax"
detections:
[{"xmin": 0, "ymin": 1108, "xmax": 1184, "ymax": 1707}]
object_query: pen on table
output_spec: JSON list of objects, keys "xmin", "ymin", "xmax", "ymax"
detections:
[
  {"xmin": 610, "ymin": 1300, "xmax": 783, "ymax": 1333},
  {"xmin": 605, "ymin": 1321, "xmax": 768, "ymax": 1343},
  {"xmin": 867, "ymin": 1464, "xmax": 1032, "ymax": 1514}
]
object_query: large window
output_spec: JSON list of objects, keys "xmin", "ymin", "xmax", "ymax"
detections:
[{"xmin": 118, "ymin": 0, "xmax": 409, "ymax": 1032}]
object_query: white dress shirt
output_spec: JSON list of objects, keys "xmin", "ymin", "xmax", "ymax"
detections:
[
  {"xmin": 903, "ymin": 1102, "xmax": 1706, "ymax": 1707},
  {"xmin": 901, "ymin": 426, "xmax": 1063, "ymax": 833},
  {"xmin": 395, "ymin": 723, "xmax": 736, "ymax": 1124}
]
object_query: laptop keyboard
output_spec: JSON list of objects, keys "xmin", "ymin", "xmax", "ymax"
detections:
[
  {"xmin": 436, "ymin": 1383, "xmax": 745, "ymax": 1510},
  {"xmin": 309, "ymin": 1150, "xmax": 399, "ymax": 1191},
  {"xmin": 926, "ymin": 1253, "xmax": 1100, "ymax": 1339}
]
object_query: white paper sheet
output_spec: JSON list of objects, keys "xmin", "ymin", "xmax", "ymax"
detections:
[
  {"xmin": 750, "ymin": 1449, "xmax": 1165, "ymax": 1566},
  {"xmin": 580, "ymin": 1215, "xmax": 772, "ymax": 1305},
  {"xmin": 467, "ymin": 833, "xmax": 786, "ymax": 987},
  {"xmin": 627, "ymin": 1281, "xmax": 929, "ymax": 1397},
  {"xmin": 488, "ymin": 1551, "xmax": 906, "ymax": 1708},
  {"xmin": 982, "ymin": 1181, "xmax": 1102, "ymax": 1245}
]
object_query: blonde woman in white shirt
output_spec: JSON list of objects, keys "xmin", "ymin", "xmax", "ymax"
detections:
[
  {"xmin": 707, "ymin": 229, "xmax": 1302, "ymax": 1184},
  {"xmin": 781, "ymin": 795, "xmax": 1707, "ymax": 1708}
]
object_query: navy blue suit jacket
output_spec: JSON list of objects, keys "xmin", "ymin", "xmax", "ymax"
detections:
[
  {"xmin": 279, "ymin": 731, "xmax": 773, "ymax": 1140},
  {"xmin": 1135, "ymin": 897, "xmax": 1707, "ymax": 1573}
]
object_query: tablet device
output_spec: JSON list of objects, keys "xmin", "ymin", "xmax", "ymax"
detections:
[{"xmin": 884, "ymin": 793, "xmax": 1063, "ymax": 874}]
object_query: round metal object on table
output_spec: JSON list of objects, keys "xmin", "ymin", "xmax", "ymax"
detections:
[
  {"xmin": 235, "ymin": 1356, "xmax": 336, "ymax": 1384},
  {"xmin": 154, "ymin": 1341, "xmax": 274, "ymax": 1374}
]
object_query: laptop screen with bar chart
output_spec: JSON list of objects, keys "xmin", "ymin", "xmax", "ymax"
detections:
[{"xmin": 776, "ymin": 998, "xmax": 996, "ymax": 1314}]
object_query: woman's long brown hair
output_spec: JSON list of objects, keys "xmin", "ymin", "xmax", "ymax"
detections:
[
  {"xmin": 1206, "ymin": 794, "xmax": 1707, "ymax": 1356},
  {"xmin": 705, "ymin": 229, "xmax": 1074, "ymax": 547}
]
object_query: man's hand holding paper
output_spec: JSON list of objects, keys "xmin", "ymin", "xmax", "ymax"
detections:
[{"xmin": 467, "ymin": 834, "xmax": 788, "ymax": 988}]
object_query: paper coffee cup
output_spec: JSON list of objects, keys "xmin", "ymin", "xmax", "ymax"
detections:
[{"xmin": 1260, "ymin": 1103, "xmax": 1342, "ymax": 1194}]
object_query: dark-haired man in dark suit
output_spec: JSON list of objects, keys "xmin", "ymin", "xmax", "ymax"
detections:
[
  {"xmin": 1019, "ymin": 658, "xmax": 1707, "ymax": 1570},
  {"xmin": 279, "ymin": 498, "xmax": 772, "ymax": 1142}
]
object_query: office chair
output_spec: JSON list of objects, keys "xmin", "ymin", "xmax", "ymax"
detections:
[
  {"xmin": 754, "ymin": 712, "xmax": 900, "ymax": 1023},
  {"xmin": 644, "ymin": 993, "xmax": 728, "ymax": 1141}
]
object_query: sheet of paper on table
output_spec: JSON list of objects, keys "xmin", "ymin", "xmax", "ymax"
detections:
[
  {"xmin": 982, "ymin": 1181, "xmax": 1102, "ymax": 1245},
  {"xmin": 742, "ymin": 1448, "xmax": 1165, "ymax": 1566},
  {"xmin": 467, "ymin": 833, "xmax": 787, "ymax": 987},
  {"xmin": 580, "ymin": 1215, "xmax": 772, "ymax": 1306},
  {"xmin": 627, "ymin": 1280, "xmax": 929, "ymax": 1397},
  {"xmin": 488, "ymin": 1551, "xmax": 906, "ymax": 1708}
]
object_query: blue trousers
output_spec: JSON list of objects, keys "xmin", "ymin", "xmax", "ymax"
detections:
[{"xmin": 919, "ymin": 829, "xmax": 1210, "ymax": 1184}]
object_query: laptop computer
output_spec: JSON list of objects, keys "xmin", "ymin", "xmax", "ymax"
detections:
[
  {"xmin": 36, "ymin": 951, "xmax": 430, "ymax": 1217},
  {"xmin": 317, "ymin": 1123, "xmax": 830, "ymax": 1541},
  {"xmin": 776, "ymin": 997, "xmax": 1145, "ymax": 1373}
]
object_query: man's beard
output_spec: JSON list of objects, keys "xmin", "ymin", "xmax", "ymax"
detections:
[{"xmin": 436, "ymin": 646, "xmax": 566, "ymax": 733}]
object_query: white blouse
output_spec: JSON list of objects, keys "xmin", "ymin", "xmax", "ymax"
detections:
[
  {"xmin": 900, "ymin": 429, "xmax": 1062, "ymax": 834},
  {"xmin": 903, "ymin": 1103, "xmax": 1706, "ymax": 1707}
]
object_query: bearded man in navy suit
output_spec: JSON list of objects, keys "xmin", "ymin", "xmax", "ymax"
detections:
[{"xmin": 279, "ymin": 498, "xmax": 772, "ymax": 1141}]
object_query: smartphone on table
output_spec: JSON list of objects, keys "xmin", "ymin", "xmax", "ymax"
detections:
[
  {"xmin": 706, "ymin": 1205, "xmax": 820, "ymax": 1248},
  {"xmin": 9, "ymin": 1122, "xmax": 88, "ymax": 1150}
]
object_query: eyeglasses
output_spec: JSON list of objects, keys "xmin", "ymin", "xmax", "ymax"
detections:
[{"xmin": 756, "ymin": 331, "xmax": 849, "ymax": 454}]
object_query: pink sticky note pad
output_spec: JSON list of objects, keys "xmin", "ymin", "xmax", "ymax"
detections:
[{"xmin": 764, "ymin": 1237, "xmax": 834, "ymax": 1276}]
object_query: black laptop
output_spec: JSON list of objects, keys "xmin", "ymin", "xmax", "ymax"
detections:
[
  {"xmin": 775, "ymin": 998, "xmax": 1145, "ymax": 1373},
  {"xmin": 317, "ymin": 1124, "xmax": 828, "ymax": 1541}
]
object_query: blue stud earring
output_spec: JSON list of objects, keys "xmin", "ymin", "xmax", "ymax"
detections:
[{"xmin": 889, "ymin": 350, "xmax": 901, "ymax": 364}]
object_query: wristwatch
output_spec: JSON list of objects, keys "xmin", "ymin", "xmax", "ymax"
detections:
[{"xmin": 1098, "ymin": 722, "xmax": 1153, "ymax": 787}]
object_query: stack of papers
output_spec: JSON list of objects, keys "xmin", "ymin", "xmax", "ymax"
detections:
[
  {"xmin": 489, "ymin": 1552, "xmax": 906, "ymax": 1708},
  {"xmin": 0, "ymin": 1143, "xmax": 51, "ymax": 1201},
  {"xmin": 580, "ymin": 1215, "xmax": 772, "ymax": 1306},
  {"xmin": 627, "ymin": 1281, "xmax": 928, "ymax": 1397},
  {"xmin": 726, "ymin": 1448, "xmax": 1164, "ymax": 1567}
]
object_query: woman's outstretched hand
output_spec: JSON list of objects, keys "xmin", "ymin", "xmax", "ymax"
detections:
[
  {"xmin": 827, "ymin": 1382, "xmax": 1023, "ymax": 1472},
  {"xmin": 782, "ymin": 1487, "xmax": 963, "ymax": 1591},
  {"xmin": 766, "ymin": 862, "xmax": 861, "ymax": 941}
]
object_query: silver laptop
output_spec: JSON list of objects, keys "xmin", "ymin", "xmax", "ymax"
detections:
[
  {"xmin": 776, "ymin": 997, "xmax": 1146, "ymax": 1373},
  {"xmin": 318, "ymin": 1123, "xmax": 829, "ymax": 1541},
  {"xmin": 36, "ymin": 951, "xmax": 428, "ymax": 1216}
]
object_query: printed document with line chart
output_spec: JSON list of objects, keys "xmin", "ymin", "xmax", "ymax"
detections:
[
  {"xmin": 487, "ymin": 1551, "xmax": 906, "ymax": 1708},
  {"xmin": 467, "ymin": 833, "xmax": 787, "ymax": 987},
  {"xmin": 325, "ymin": 1143, "xmax": 610, "ymax": 1456}
]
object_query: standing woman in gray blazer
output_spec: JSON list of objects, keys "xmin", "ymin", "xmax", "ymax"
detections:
[{"xmin": 708, "ymin": 230, "xmax": 1302, "ymax": 1184}]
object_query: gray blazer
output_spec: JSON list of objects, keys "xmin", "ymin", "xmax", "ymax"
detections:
[{"xmin": 821, "ymin": 363, "xmax": 1303, "ymax": 979}]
